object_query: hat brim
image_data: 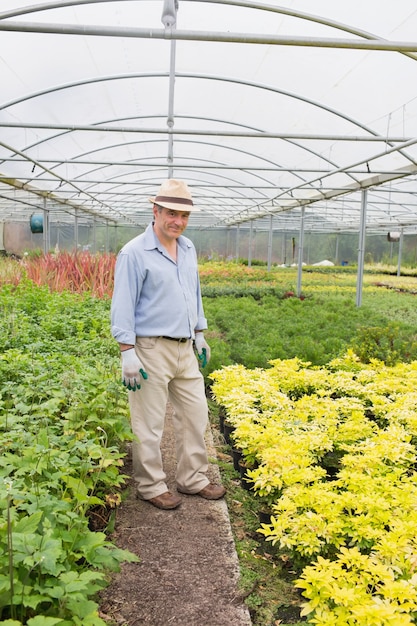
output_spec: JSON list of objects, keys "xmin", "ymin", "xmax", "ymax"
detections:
[{"xmin": 148, "ymin": 197, "xmax": 200, "ymax": 212}]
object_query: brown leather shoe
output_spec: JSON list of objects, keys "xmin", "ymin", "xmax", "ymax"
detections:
[
  {"xmin": 146, "ymin": 491, "xmax": 182, "ymax": 510},
  {"xmin": 196, "ymin": 483, "xmax": 226, "ymax": 500}
]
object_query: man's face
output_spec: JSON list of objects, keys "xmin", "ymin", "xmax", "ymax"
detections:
[{"xmin": 153, "ymin": 205, "xmax": 190, "ymax": 240}]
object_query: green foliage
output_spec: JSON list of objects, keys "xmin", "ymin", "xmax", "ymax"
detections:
[
  {"xmin": 5, "ymin": 259, "xmax": 417, "ymax": 624},
  {"xmin": 351, "ymin": 322, "xmax": 417, "ymax": 365},
  {"xmin": 0, "ymin": 282, "xmax": 136, "ymax": 624},
  {"xmin": 200, "ymin": 265, "xmax": 417, "ymax": 378},
  {"xmin": 204, "ymin": 293, "xmax": 366, "ymax": 370},
  {"xmin": 238, "ymin": 257, "xmax": 268, "ymax": 267},
  {"xmin": 202, "ymin": 284, "xmax": 286, "ymax": 299}
]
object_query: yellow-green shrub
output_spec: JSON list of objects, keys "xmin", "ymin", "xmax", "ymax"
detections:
[{"xmin": 210, "ymin": 354, "xmax": 417, "ymax": 624}]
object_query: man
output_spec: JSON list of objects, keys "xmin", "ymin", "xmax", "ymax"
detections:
[{"xmin": 111, "ymin": 179, "xmax": 226, "ymax": 510}]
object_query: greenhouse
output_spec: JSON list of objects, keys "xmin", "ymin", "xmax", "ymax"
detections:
[
  {"xmin": 5, "ymin": 5, "xmax": 417, "ymax": 625},
  {"xmin": 2, "ymin": 0, "xmax": 417, "ymax": 263}
]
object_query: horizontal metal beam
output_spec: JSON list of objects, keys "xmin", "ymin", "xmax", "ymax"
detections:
[
  {"xmin": 2, "ymin": 158, "xmax": 415, "ymax": 175},
  {"xmin": 3, "ymin": 176, "xmax": 417, "ymax": 188},
  {"xmin": 1, "ymin": 20, "xmax": 417, "ymax": 52},
  {"xmin": 0, "ymin": 122, "xmax": 410, "ymax": 142},
  {"xmin": 0, "ymin": 176, "xmax": 120, "ymax": 224},
  {"xmin": 217, "ymin": 163, "xmax": 417, "ymax": 226}
]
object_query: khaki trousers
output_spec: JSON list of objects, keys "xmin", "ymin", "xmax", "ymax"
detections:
[{"xmin": 128, "ymin": 336, "xmax": 209, "ymax": 500}]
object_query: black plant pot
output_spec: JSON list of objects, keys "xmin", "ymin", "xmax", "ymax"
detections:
[
  {"xmin": 258, "ymin": 508, "xmax": 273, "ymax": 525},
  {"xmin": 238, "ymin": 460, "xmax": 253, "ymax": 491},
  {"xmin": 223, "ymin": 421, "xmax": 235, "ymax": 446},
  {"xmin": 231, "ymin": 447, "xmax": 243, "ymax": 472}
]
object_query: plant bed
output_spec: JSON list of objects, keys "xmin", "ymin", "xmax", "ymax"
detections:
[{"xmin": 214, "ymin": 446, "xmax": 304, "ymax": 626}]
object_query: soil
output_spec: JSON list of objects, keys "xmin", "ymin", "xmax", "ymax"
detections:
[{"xmin": 99, "ymin": 404, "xmax": 252, "ymax": 626}]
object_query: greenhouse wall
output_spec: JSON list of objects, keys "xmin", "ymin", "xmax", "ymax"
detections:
[
  {"xmin": 3, "ymin": 220, "xmax": 417, "ymax": 268},
  {"xmin": 3, "ymin": 222, "xmax": 42, "ymax": 256}
]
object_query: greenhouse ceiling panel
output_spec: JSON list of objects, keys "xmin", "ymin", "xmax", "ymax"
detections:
[{"xmin": 1, "ymin": 0, "xmax": 417, "ymax": 233}]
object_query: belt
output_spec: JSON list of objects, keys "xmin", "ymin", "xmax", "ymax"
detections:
[{"xmin": 161, "ymin": 336, "xmax": 190, "ymax": 343}]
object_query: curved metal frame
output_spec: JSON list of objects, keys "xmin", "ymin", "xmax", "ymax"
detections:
[{"xmin": 0, "ymin": 0, "xmax": 417, "ymax": 233}]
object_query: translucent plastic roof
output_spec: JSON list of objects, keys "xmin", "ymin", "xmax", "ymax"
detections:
[{"xmin": 2, "ymin": 0, "xmax": 417, "ymax": 233}]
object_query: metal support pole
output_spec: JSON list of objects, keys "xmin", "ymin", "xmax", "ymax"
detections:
[
  {"xmin": 162, "ymin": 0, "xmax": 178, "ymax": 177},
  {"xmin": 42, "ymin": 197, "xmax": 49, "ymax": 254},
  {"xmin": 248, "ymin": 221, "xmax": 253, "ymax": 267},
  {"xmin": 335, "ymin": 234, "xmax": 339, "ymax": 265},
  {"xmin": 282, "ymin": 231, "xmax": 286, "ymax": 265},
  {"xmin": 267, "ymin": 214, "xmax": 273, "ymax": 271},
  {"xmin": 356, "ymin": 189, "xmax": 367, "ymax": 307},
  {"xmin": 166, "ymin": 39, "xmax": 176, "ymax": 177},
  {"xmin": 74, "ymin": 209, "xmax": 79, "ymax": 252},
  {"xmin": 296, "ymin": 206, "xmax": 305, "ymax": 296},
  {"xmin": 236, "ymin": 223, "xmax": 240, "ymax": 260},
  {"xmin": 105, "ymin": 220, "xmax": 109, "ymax": 253},
  {"xmin": 397, "ymin": 228, "xmax": 404, "ymax": 276}
]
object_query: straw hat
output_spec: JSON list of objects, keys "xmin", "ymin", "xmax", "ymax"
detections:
[{"xmin": 148, "ymin": 179, "xmax": 200, "ymax": 212}]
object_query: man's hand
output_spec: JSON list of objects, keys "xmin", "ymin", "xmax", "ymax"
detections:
[
  {"xmin": 121, "ymin": 348, "xmax": 148, "ymax": 391},
  {"xmin": 194, "ymin": 332, "xmax": 211, "ymax": 368}
]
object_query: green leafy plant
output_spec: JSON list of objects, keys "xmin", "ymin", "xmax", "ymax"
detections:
[
  {"xmin": 0, "ymin": 282, "xmax": 136, "ymax": 624},
  {"xmin": 5, "ymin": 257, "xmax": 417, "ymax": 624},
  {"xmin": 351, "ymin": 323, "xmax": 417, "ymax": 365}
]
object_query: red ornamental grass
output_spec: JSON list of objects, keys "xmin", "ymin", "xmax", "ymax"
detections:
[{"xmin": 22, "ymin": 251, "xmax": 116, "ymax": 298}]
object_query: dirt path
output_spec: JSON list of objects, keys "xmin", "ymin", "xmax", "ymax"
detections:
[{"xmin": 99, "ymin": 404, "xmax": 252, "ymax": 626}]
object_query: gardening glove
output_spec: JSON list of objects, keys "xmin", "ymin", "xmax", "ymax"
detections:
[
  {"xmin": 194, "ymin": 332, "xmax": 211, "ymax": 368},
  {"xmin": 121, "ymin": 348, "xmax": 148, "ymax": 391}
]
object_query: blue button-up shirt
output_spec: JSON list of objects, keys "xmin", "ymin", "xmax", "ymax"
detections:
[{"xmin": 111, "ymin": 222, "xmax": 208, "ymax": 345}]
